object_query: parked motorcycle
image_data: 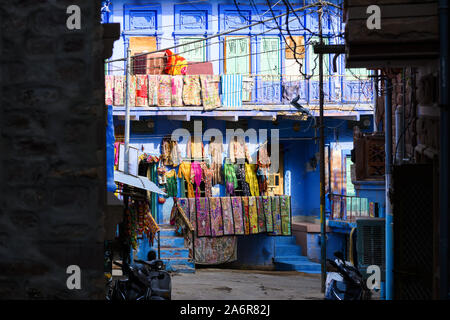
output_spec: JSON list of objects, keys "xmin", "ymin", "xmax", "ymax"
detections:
[
  {"xmin": 325, "ymin": 252, "xmax": 372, "ymax": 300},
  {"xmin": 106, "ymin": 258, "xmax": 171, "ymax": 300}
]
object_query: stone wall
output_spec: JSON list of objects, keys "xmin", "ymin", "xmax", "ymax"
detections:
[{"xmin": 0, "ymin": 0, "xmax": 106, "ymax": 299}]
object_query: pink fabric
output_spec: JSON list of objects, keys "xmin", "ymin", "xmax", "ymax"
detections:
[
  {"xmin": 190, "ymin": 162, "xmax": 203, "ymax": 198},
  {"xmin": 105, "ymin": 75, "xmax": 114, "ymax": 105},
  {"xmin": 135, "ymin": 75, "xmax": 148, "ymax": 106},
  {"xmin": 171, "ymin": 75, "xmax": 184, "ymax": 107}
]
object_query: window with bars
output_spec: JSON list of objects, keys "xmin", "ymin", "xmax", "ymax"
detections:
[
  {"xmin": 224, "ymin": 36, "xmax": 251, "ymax": 75},
  {"xmin": 178, "ymin": 37, "xmax": 207, "ymax": 62}
]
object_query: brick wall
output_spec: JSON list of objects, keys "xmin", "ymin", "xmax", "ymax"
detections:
[{"xmin": 0, "ymin": 0, "xmax": 106, "ymax": 299}]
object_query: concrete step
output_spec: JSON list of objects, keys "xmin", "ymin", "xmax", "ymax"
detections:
[
  {"xmin": 275, "ymin": 244, "xmax": 302, "ymax": 256},
  {"xmin": 274, "ymin": 260, "xmax": 321, "ymax": 274},
  {"xmin": 275, "ymin": 235, "xmax": 297, "ymax": 245},
  {"xmin": 159, "ymin": 247, "xmax": 189, "ymax": 259},
  {"xmin": 159, "ymin": 236, "xmax": 185, "ymax": 248},
  {"xmin": 159, "ymin": 227, "xmax": 177, "ymax": 237},
  {"xmin": 274, "ymin": 255, "xmax": 311, "ymax": 263}
]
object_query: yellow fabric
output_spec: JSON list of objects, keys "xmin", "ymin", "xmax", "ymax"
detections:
[
  {"xmin": 165, "ymin": 169, "xmax": 177, "ymax": 179},
  {"xmin": 178, "ymin": 162, "xmax": 195, "ymax": 198},
  {"xmin": 245, "ymin": 163, "xmax": 260, "ymax": 197}
]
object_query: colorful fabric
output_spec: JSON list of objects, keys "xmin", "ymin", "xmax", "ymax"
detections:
[
  {"xmin": 221, "ymin": 197, "xmax": 234, "ymax": 236},
  {"xmin": 224, "ymin": 163, "xmax": 238, "ymax": 196},
  {"xmin": 190, "ymin": 162, "xmax": 203, "ymax": 198},
  {"xmin": 262, "ymin": 196, "xmax": 273, "ymax": 232},
  {"xmin": 208, "ymin": 139, "xmax": 223, "ymax": 185},
  {"xmin": 256, "ymin": 196, "xmax": 266, "ymax": 233},
  {"xmin": 171, "ymin": 75, "xmax": 184, "ymax": 107},
  {"xmin": 178, "ymin": 162, "xmax": 195, "ymax": 198},
  {"xmin": 235, "ymin": 164, "xmax": 251, "ymax": 196},
  {"xmin": 280, "ymin": 195, "xmax": 292, "ymax": 236},
  {"xmin": 128, "ymin": 75, "xmax": 136, "ymax": 107},
  {"xmin": 221, "ymin": 74, "xmax": 243, "ymax": 107},
  {"xmin": 229, "ymin": 137, "xmax": 252, "ymax": 163},
  {"xmin": 158, "ymin": 75, "xmax": 172, "ymax": 107},
  {"xmin": 186, "ymin": 136, "xmax": 204, "ymax": 159},
  {"xmin": 241, "ymin": 196, "xmax": 250, "ymax": 235},
  {"xmin": 271, "ymin": 196, "xmax": 282, "ymax": 235},
  {"xmin": 196, "ymin": 197, "xmax": 211, "ymax": 237},
  {"xmin": 165, "ymin": 169, "xmax": 178, "ymax": 197},
  {"xmin": 200, "ymin": 75, "xmax": 221, "ymax": 111},
  {"xmin": 188, "ymin": 198, "xmax": 197, "ymax": 232},
  {"xmin": 105, "ymin": 75, "xmax": 114, "ymax": 105},
  {"xmin": 165, "ymin": 49, "xmax": 187, "ymax": 75},
  {"xmin": 148, "ymin": 75, "xmax": 159, "ymax": 106},
  {"xmin": 183, "ymin": 75, "xmax": 202, "ymax": 106},
  {"xmin": 209, "ymin": 197, "xmax": 224, "ymax": 237},
  {"xmin": 248, "ymin": 196, "xmax": 259, "ymax": 234},
  {"xmin": 201, "ymin": 162, "xmax": 214, "ymax": 198},
  {"xmin": 113, "ymin": 75, "xmax": 125, "ymax": 106},
  {"xmin": 177, "ymin": 198, "xmax": 190, "ymax": 221},
  {"xmin": 194, "ymin": 236, "xmax": 237, "ymax": 265},
  {"xmin": 231, "ymin": 196, "xmax": 245, "ymax": 235},
  {"xmin": 245, "ymin": 163, "xmax": 260, "ymax": 197},
  {"xmin": 136, "ymin": 74, "xmax": 148, "ymax": 106}
]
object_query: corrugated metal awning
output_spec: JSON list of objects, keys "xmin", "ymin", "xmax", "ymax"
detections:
[{"xmin": 114, "ymin": 171, "xmax": 166, "ymax": 195}]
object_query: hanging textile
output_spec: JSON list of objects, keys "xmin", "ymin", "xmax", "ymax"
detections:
[
  {"xmin": 257, "ymin": 141, "xmax": 271, "ymax": 168},
  {"xmin": 245, "ymin": 163, "xmax": 260, "ymax": 197},
  {"xmin": 113, "ymin": 75, "xmax": 125, "ymax": 106},
  {"xmin": 256, "ymin": 196, "xmax": 266, "ymax": 233},
  {"xmin": 136, "ymin": 74, "xmax": 148, "ymax": 106},
  {"xmin": 241, "ymin": 196, "xmax": 250, "ymax": 235},
  {"xmin": 165, "ymin": 49, "xmax": 188, "ymax": 75},
  {"xmin": 235, "ymin": 164, "xmax": 251, "ymax": 196},
  {"xmin": 188, "ymin": 198, "xmax": 197, "ymax": 232},
  {"xmin": 201, "ymin": 162, "xmax": 214, "ymax": 198},
  {"xmin": 196, "ymin": 197, "xmax": 211, "ymax": 237},
  {"xmin": 248, "ymin": 196, "xmax": 259, "ymax": 234},
  {"xmin": 224, "ymin": 163, "xmax": 238, "ymax": 196},
  {"xmin": 280, "ymin": 195, "xmax": 292, "ymax": 236},
  {"xmin": 231, "ymin": 196, "xmax": 245, "ymax": 235},
  {"xmin": 170, "ymin": 140, "xmax": 182, "ymax": 167},
  {"xmin": 157, "ymin": 75, "xmax": 172, "ymax": 107},
  {"xmin": 257, "ymin": 167, "xmax": 268, "ymax": 196},
  {"xmin": 271, "ymin": 196, "xmax": 282, "ymax": 235},
  {"xmin": 145, "ymin": 209, "xmax": 160, "ymax": 247},
  {"xmin": 194, "ymin": 236, "xmax": 237, "ymax": 265},
  {"xmin": 262, "ymin": 196, "xmax": 274, "ymax": 232},
  {"xmin": 221, "ymin": 74, "xmax": 243, "ymax": 108},
  {"xmin": 208, "ymin": 138, "xmax": 223, "ymax": 185},
  {"xmin": 186, "ymin": 136, "xmax": 205, "ymax": 159},
  {"xmin": 105, "ymin": 75, "xmax": 114, "ymax": 105},
  {"xmin": 209, "ymin": 197, "xmax": 224, "ymax": 237},
  {"xmin": 178, "ymin": 162, "xmax": 195, "ymax": 198},
  {"xmin": 165, "ymin": 169, "xmax": 177, "ymax": 197},
  {"xmin": 148, "ymin": 75, "xmax": 159, "ymax": 106},
  {"xmin": 177, "ymin": 198, "xmax": 190, "ymax": 221},
  {"xmin": 182, "ymin": 75, "xmax": 202, "ymax": 106},
  {"xmin": 128, "ymin": 75, "xmax": 136, "ymax": 107},
  {"xmin": 200, "ymin": 75, "xmax": 221, "ymax": 111},
  {"xmin": 171, "ymin": 75, "xmax": 184, "ymax": 107},
  {"xmin": 190, "ymin": 161, "xmax": 203, "ymax": 197},
  {"xmin": 282, "ymin": 78, "xmax": 301, "ymax": 104},
  {"xmin": 229, "ymin": 136, "xmax": 252, "ymax": 164},
  {"xmin": 221, "ymin": 197, "xmax": 234, "ymax": 235}
]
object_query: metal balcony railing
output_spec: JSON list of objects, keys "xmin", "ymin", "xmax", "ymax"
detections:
[{"xmin": 329, "ymin": 193, "xmax": 370, "ymax": 221}]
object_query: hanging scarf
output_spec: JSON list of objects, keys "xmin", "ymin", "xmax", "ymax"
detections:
[
  {"xmin": 221, "ymin": 197, "xmax": 234, "ymax": 235},
  {"xmin": 280, "ymin": 195, "xmax": 292, "ymax": 236},
  {"xmin": 231, "ymin": 196, "xmax": 245, "ymax": 235},
  {"xmin": 190, "ymin": 162, "xmax": 203, "ymax": 197},
  {"xmin": 248, "ymin": 196, "xmax": 259, "ymax": 234},
  {"xmin": 196, "ymin": 197, "xmax": 211, "ymax": 237},
  {"xmin": 209, "ymin": 197, "xmax": 224, "ymax": 237}
]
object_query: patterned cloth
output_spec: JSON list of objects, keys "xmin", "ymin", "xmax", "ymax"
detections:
[
  {"xmin": 262, "ymin": 196, "xmax": 273, "ymax": 232},
  {"xmin": 201, "ymin": 162, "xmax": 214, "ymax": 198},
  {"xmin": 148, "ymin": 75, "xmax": 159, "ymax": 106},
  {"xmin": 231, "ymin": 196, "xmax": 245, "ymax": 235},
  {"xmin": 194, "ymin": 236, "xmax": 237, "ymax": 265},
  {"xmin": 271, "ymin": 196, "xmax": 282, "ymax": 235},
  {"xmin": 245, "ymin": 163, "xmax": 260, "ymax": 197},
  {"xmin": 113, "ymin": 75, "xmax": 125, "ymax": 106},
  {"xmin": 221, "ymin": 74, "xmax": 243, "ymax": 107},
  {"xmin": 182, "ymin": 75, "xmax": 202, "ymax": 106},
  {"xmin": 128, "ymin": 75, "xmax": 136, "ymax": 107},
  {"xmin": 200, "ymin": 75, "xmax": 221, "ymax": 110},
  {"xmin": 196, "ymin": 197, "xmax": 211, "ymax": 237},
  {"xmin": 158, "ymin": 75, "xmax": 172, "ymax": 107},
  {"xmin": 171, "ymin": 75, "xmax": 184, "ymax": 107},
  {"xmin": 136, "ymin": 75, "xmax": 148, "ymax": 106},
  {"xmin": 221, "ymin": 197, "xmax": 234, "ymax": 235},
  {"xmin": 188, "ymin": 198, "xmax": 197, "ymax": 232},
  {"xmin": 105, "ymin": 75, "xmax": 114, "ymax": 105},
  {"xmin": 235, "ymin": 164, "xmax": 251, "ymax": 196},
  {"xmin": 177, "ymin": 198, "xmax": 190, "ymax": 221},
  {"xmin": 280, "ymin": 195, "xmax": 292, "ymax": 236},
  {"xmin": 248, "ymin": 196, "xmax": 259, "ymax": 234},
  {"xmin": 208, "ymin": 140, "xmax": 223, "ymax": 185},
  {"xmin": 209, "ymin": 197, "xmax": 224, "ymax": 237},
  {"xmin": 241, "ymin": 196, "xmax": 250, "ymax": 235},
  {"xmin": 224, "ymin": 163, "xmax": 238, "ymax": 196},
  {"xmin": 178, "ymin": 162, "xmax": 195, "ymax": 198},
  {"xmin": 256, "ymin": 196, "xmax": 266, "ymax": 233},
  {"xmin": 190, "ymin": 162, "xmax": 203, "ymax": 198}
]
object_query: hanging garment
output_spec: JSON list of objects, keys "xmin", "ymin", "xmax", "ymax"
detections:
[
  {"xmin": 280, "ymin": 195, "xmax": 292, "ymax": 236},
  {"xmin": 242, "ymin": 75, "xmax": 254, "ymax": 102},
  {"xmin": 136, "ymin": 74, "xmax": 148, "ymax": 106},
  {"xmin": 271, "ymin": 196, "xmax": 282, "ymax": 235},
  {"xmin": 145, "ymin": 209, "xmax": 160, "ymax": 247},
  {"xmin": 165, "ymin": 169, "xmax": 177, "ymax": 197},
  {"xmin": 170, "ymin": 140, "xmax": 182, "ymax": 167},
  {"xmin": 241, "ymin": 196, "xmax": 250, "ymax": 235},
  {"xmin": 200, "ymin": 75, "xmax": 221, "ymax": 111},
  {"xmin": 257, "ymin": 167, "xmax": 268, "ymax": 196},
  {"xmin": 262, "ymin": 196, "xmax": 274, "ymax": 232},
  {"xmin": 224, "ymin": 163, "xmax": 238, "ymax": 196},
  {"xmin": 171, "ymin": 75, "xmax": 184, "ymax": 107},
  {"xmin": 282, "ymin": 77, "xmax": 302, "ymax": 104},
  {"xmin": 221, "ymin": 197, "xmax": 234, "ymax": 236},
  {"xmin": 157, "ymin": 75, "xmax": 172, "ymax": 107},
  {"xmin": 165, "ymin": 49, "xmax": 188, "ymax": 75},
  {"xmin": 245, "ymin": 163, "xmax": 260, "ymax": 197},
  {"xmin": 256, "ymin": 196, "xmax": 266, "ymax": 233},
  {"xmin": 229, "ymin": 136, "xmax": 252, "ymax": 164},
  {"xmin": 208, "ymin": 139, "xmax": 223, "ymax": 185},
  {"xmin": 194, "ymin": 236, "xmax": 237, "ymax": 265},
  {"xmin": 221, "ymin": 74, "xmax": 243, "ymax": 108},
  {"xmin": 182, "ymin": 75, "xmax": 202, "ymax": 106},
  {"xmin": 231, "ymin": 196, "xmax": 245, "ymax": 235},
  {"xmin": 248, "ymin": 196, "xmax": 259, "ymax": 234},
  {"xmin": 201, "ymin": 162, "xmax": 214, "ymax": 198},
  {"xmin": 128, "ymin": 75, "xmax": 136, "ymax": 107},
  {"xmin": 113, "ymin": 75, "xmax": 125, "ymax": 106},
  {"xmin": 257, "ymin": 141, "xmax": 271, "ymax": 168},
  {"xmin": 234, "ymin": 164, "xmax": 251, "ymax": 196},
  {"xmin": 190, "ymin": 161, "xmax": 203, "ymax": 198},
  {"xmin": 105, "ymin": 75, "xmax": 114, "ymax": 105},
  {"xmin": 157, "ymin": 162, "xmax": 167, "ymax": 185},
  {"xmin": 161, "ymin": 136, "xmax": 173, "ymax": 166},
  {"xmin": 178, "ymin": 162, "xmax": 195, "ymax": 198},
  {"xmin": 177, "ymin": 198, "xmax": 190, "ymax": 221},
  {"xmin": 188, "ymin": 197, "xmax": 197, "ymax": 232},
  {"xmin": 148, "ymin": 75, "xmax": 159, "ymax": 106},
  {"xmin": 186, "ymin": 136, "xmax": 205, "ymax": 159},
  {"xmin": 209, "ymin": 197, "xmax": 224, "ymax": 237},
  {"xmin": 196, "ymin": 197, "xmax": 211, "ymax": 237}
]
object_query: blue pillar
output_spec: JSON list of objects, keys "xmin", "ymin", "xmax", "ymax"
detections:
[{"xmin": 385, "ymin": 78, "xmax": 393, "ymax": 300}]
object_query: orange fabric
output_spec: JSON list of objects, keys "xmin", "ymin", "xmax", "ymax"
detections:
[{"xmin": 165, "ymin": 49, "xmax": 187, "ymax": 75}]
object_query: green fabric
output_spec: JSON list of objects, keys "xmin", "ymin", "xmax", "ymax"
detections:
[
  {"xmin": 224, "ymin": 163, "xmax": 238, "ymax": 188},
  {"xmin": 166, "ymin": 175, "xmax": 178, "ymax": 197}
]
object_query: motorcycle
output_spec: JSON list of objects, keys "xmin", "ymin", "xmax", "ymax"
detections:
[
  {"xmin": 106, "ymin": 258, "xmax": 172, "ymax": 300},
  {"xmin": 325, "ymin": 252, "xmax": 372, "ymax": 300}
]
